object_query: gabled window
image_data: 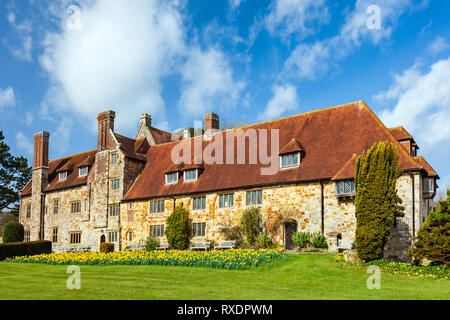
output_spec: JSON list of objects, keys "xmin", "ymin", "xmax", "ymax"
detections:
[
  {"xmin": 219, "ymin": 193, "xmax": 234, "ymax": 208},
  {"xmin": 165, "ymin": 172, "xmax": 178, "ymax": 184},
  {"xmin": 246, "ymin": 190, "xmax": 263, "ymax": 206},
  {"xmin": 184, "ymin": 169, "xmax": 198, "ymax": 182},
  {"xmin": 59, "ymin": 171, "xmax": 68, "ymax": 181},
  {"xmin": 79, "ymin": 166, "xmax": 88, "ymax": 177},
  {"xmin": 335, "ymin": 180, "xmax": 355, "ymax": 196},
  {"xmin": 280, "ymin": 152, "xmax": 300, "ymax": 169}
]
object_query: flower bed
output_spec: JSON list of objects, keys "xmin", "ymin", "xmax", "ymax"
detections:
[{"xmin": 5, "ymin": 249, "xmax": 288, "ymax": 270}]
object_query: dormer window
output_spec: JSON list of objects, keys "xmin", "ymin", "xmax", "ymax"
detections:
[
  {"xmin": 165, "ymin": 172, "xmax": 178, "ymax": 184},
  {"xmin": 59, "ymin": 171, "xmax": 67, "ymax": 181},
  {"xmin": 184, "ymin": 169, "xmax": 198, "ymax": 182},
  {"xmin": 79, "ymin": 166, "xmax": 88, "ymax": 177},
  {"xmin": 280, "ymin": 152, "xmax": 300, "ymax": 169}
]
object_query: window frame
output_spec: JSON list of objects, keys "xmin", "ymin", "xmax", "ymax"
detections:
[
  {"xmin": 26, "ymin": 204, "xmax": 31, "ymax": 218},
  {"xmin": 219, "ymin": 193, "xmax": 234, "ymax": 208},
  {"xmin": 280, "ymin": 152, "xmax": 300, "ymax": 169},
  {"xmin": 149, "ymin": 200, "xmax": 165, "ymax": 213},
  {"xmin": 192, "ymin": 196, "xmax": 206, "ymax": 211},
  {"xmin": 149, "ymin": 225, "xmax": 165, "ymax": 238},
  {"xmin": 192, "ymin": 222, "xmax": 206, "ymax": 237},
  {"xmin": 107, "ymin": 231, "xmax": 119, "ymax": 243},
  {"xmin": 109, "ymin": 204, "xmax": 120, "ymax": 217},
  {"xmin": 79, "ymin": 166, "xmax": 88, "ymax": 177},
  {"xmin": 335, "ymin": 180, "xmax": 356, "ymax": 196},
  {"xmin": 53, "ymin": 199, "xmax": 59, "ymax": 215},
  {"xmin": 165, "ymin": 172, "xmax": 179, "ymax": 184},
  {"xmin": 184, "ymin": 169, "xmax": 198, "ymax": 182},
  {"xmin": 59, "ymin": 171, "xmax": 68, "ymax": 181},
  {"xmin": 110, "ymin": 178, "xmax": 120, "ymax": 191},
  {"xmin": 24, "ymin": 230, "xmax": 30, "ymax": 242},
  {"xmin": 70, "ymin": 201, "xmax": 81, "ymax": 213},
  {"xmin": 52, "ymin": 227, "xmax": 58, "ymax": 243},
  {"xmin": 246, "ymin": 190, "xmax": 263, "ymax": 206},
  {"xmin": 69, "ymin": 232, "xmax": 82, "ymax": 244},
  {"xmin": 110, "ymin": 152, "xmax": 118, "ymax": 165}
]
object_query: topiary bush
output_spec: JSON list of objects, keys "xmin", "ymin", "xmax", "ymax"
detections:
[
  {"xmin": 100, "ymin": 242, "xmax": 114, "ymax": 253},
  {"xmin": 165, "ymin": 205, "xmax": 191, "ymax": 250},
  {"xmin": 292, "ymin": 231, "xmax": 310, "ymax": 248},
  {"xmin": 240, "ymin": 207, "xmax": 262, "ymax": 246},
  {"xmin": 310, "ymin": 231, "xmax": 328, "ymax": 249},
  {"xmin": 0, "ymin": 240, "xmax": 52, "ymax": 261},
  {"xmin": 354, "ymin": 142, "xmax": 404, "ymax": 261},
  {"xmin": 145, "ymin": 237, "xmax": 160, "ymax": 251},
  {"xmin": 2, "ymin": 221, "xmax": 24, "ymax": 243},
  {"xmin": 408, "ymin": 189, "xmax": 449, "ymax": 266},
  {"xmin": 25, "ymin": 241, "xmax": 52, "ymax": 256}
]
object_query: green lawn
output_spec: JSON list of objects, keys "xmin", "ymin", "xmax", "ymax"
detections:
[{"xmin": 0, "ymin": 254, "xmax": 448, "ymax": 300}]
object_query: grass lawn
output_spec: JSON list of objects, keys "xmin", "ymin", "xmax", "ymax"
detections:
[{"xmin": 0, "ymin": 254, "xmax": 448, "ymax": 300}]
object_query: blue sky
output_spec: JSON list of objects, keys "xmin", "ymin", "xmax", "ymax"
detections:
[{"xmin": 1, "ymin": 0, "xmax": 449, "ymax": 193}]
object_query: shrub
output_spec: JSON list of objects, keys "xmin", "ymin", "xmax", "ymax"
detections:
[
  {"xmin": 255, "ymin": 234, "xmax": 274, "ymax": 249},
  {"xmin": 355, "ymin": 142, "xmax": 404, "ymax": 261},
  {"xmin": 310, "ymin": 231, "xmax": 328, "ymax": 249},
  {"xmin": 292, "ymin": 232, "xmax": 310, "ymax": 248},
  {"xmin": 240, "ymin": 207, "xmax": 262, "ymax": 246},
  {"xmin": 2, "ymin": 221, "xmax": 24, "ymax": 243},
  {"xmin": 408, "ymin": 189, "xmax": 449, "ymax": 266},
  {"xmin": 0, "ymin": 240, "xmax": 52, "ymax": 261},
  {"xmin": 145, "ymin": 237, "xmax": 160, "ymax": 251},
  {"xmin": 100, "ymin": 242, "xmax": 114, "ymax": 253},
  {"xmin": 166, "ymin": 205, "xmax": 191, "ymax": 250}
]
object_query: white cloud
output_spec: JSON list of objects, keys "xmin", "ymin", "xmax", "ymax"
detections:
[
  {"xmin": 0, "ymin": 87, "xmax": 16, "ymax": 108},
  {"xmin": 5, "ymin": 11, "xmax": 33, "ymax": 61},
  {"xmin": 16, "ymin": 132, "xmax": 33, "ymax": 155},
  {"xmin": 39, "ymin": 0, "xmax": 186, "ymax": 134},
  {"xmin": 264, "ymin": 0, "xmax": 329, "ymax": 41},
  {"xmin": 428, "ymin": 37, "xmax": 450, "ymax": 54},
  {"xmin": 229, "ymin": 0, "xmax": 245, "ymax": 9},
  {"xmin": 379, "ymin": 57, "xmax": 450, "ymax": 148},
  {"xmin": 179, "ymin": 47, "xmax": 245, "ymax": 117},
  {"xmin": 259, "ymin": 83, "xmax": 299, "ymax": 121},
  {"xmin": 284, "ymin": 0, "xmax": 423, "ymax": 80}
]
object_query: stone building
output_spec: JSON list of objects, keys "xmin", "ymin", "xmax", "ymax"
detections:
[{"xmin": 19, "ymin": 101, "xmax": 439, "ymax": 260}]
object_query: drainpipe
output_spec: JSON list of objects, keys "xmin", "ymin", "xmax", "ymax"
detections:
[
  {"xmin": 410, "ymin": 174, "xmax": 415, "ymax": 237},
  {"xmin": 320, "ymin": 180, "xmax": 325, "ymax": 234},
  {"xmin": 40, "ymin": 192, "xmax": 46, "ymax": 240}
]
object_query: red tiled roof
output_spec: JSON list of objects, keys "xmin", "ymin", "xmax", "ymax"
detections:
[
  {"xmin": 331, "ymin": 154, "xmax": 357, "ymax": 181},
  {"xmin": 115, "ymin": 134, "xmax": 147, "ymax": 161},
  {"xmin": 279, "ymin": 138, "xmax": 304, "ymax": 155},
  {"xmin": 389, "ymin": 126, "xmax": 413, "ymax": 141},
  {"xmin": 20, "ymin": 150, "xmax": 98, "ymax": 197},
  {"xmin": 414, "ymin": 156, "xmax": 439, "ymax": 178},
  {"xmin": 150, "ymin": 127, "xmax": 178, "ymax": 144},
  {"xmin": 123, "ymin": 101, "xmax": 427, "ymax": 201}
]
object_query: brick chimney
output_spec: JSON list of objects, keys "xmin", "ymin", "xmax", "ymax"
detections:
[
  {"xmin": 97, "ymin": 110, "xmax": 115, "ymax": 151},
  {"xmin": 140, "ymin": 113, "xmax": 152, "ymax": 129},
  {"xmin": 204, "ymin": 113, "xmax": 219, "ymax": 138},
  {"xmin": 32, "ymin": 131, "xmax": 50, "ymax": 241},
  {"xmin": 33, "ymin": 131, "xmax": 49, "ymax": 168}
]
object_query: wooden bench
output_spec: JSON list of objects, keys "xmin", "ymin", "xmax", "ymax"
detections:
[
  {"xmin": 156, "ymin": 243, "xmax": 169, "ymax": 250},
  {"xmin": 214, "ymin": 240, "xmax": 236, "ymax": 250},
  {"xmin": 189, "ymin": 241, "xmax": 211, "ymax": 251},
  {"xmin": 125, "ymin": 244, "xmax": 145, "ymax": 251},
  {"xmin": 337, "ymin": 239, "xmax": 354, "ymax": 251}
]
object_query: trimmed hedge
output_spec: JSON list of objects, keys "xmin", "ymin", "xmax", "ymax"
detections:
[
  {"xmin": 0, "ymin": 240, "xmax": 52, "ymax": 261},
  {"xmin": 100, "ymin": 242, "xmax": 114, "ymax": 253}
]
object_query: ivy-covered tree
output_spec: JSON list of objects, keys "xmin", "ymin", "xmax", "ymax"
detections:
[
  {"xmin": 354, "ymin": 142, "xmax": 404, "ymax": 261},
  {"xmin": 165, "ymin": 205, "xmax": 191, "ymax": 250},
  {"xmin": 408, "ymin": 189, "xmax": 449, "ymax": 266},
  {"xmin": 0, "ymin": 131, "xmax": 32, "ymax": 212}
]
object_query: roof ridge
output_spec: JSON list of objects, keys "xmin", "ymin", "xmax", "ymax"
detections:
[
  {"xmin": 144, "ymin": 100, "xmax": 364, "ymax": 148},
  {"xmin": 48, "ymin": 149, "xmax": 97, "ymax": 164}
]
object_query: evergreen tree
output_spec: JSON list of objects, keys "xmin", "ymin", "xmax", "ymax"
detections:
[
  {"xmin": 165, "ymin": 205, "xmax": 191, "ymax": 250},
  {"xmin": 408, "ymin": 189, "xmax": 449, "ymax": 266},
  {"xmin": 354, "ymin": 142, "xmax": 404, "ymax": 261},
  {"xmin": 0, "ymin": 131, "xmax": 32, "ymax": 212},
  {"xmin": 240, "ymin": 207, "xmax": 262, "ymax": 246}
]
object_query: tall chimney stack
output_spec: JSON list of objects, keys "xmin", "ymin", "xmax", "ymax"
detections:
[
  {"xmin": 140, "ymin": 113, "xmax": 152, "ymax": 129},
  {"xmin": 204, "ymin": 113, "xmax": 219, "ymax": 138},
  {"xmin": 97, "ymin": 110, "xmax": 115, "ymax": 151},
  {"xmin": 33, "ymin": 131, "xmax": 49, "ymax": 168}
]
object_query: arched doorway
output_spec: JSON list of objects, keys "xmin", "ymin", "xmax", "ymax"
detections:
[
  {"xmin": 284, "ymin": 221, "xmax": 298, "ymax": 250},
  {"xmin": 100, "ymin": 234, "xmax": 106, "ymax": 245}
]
